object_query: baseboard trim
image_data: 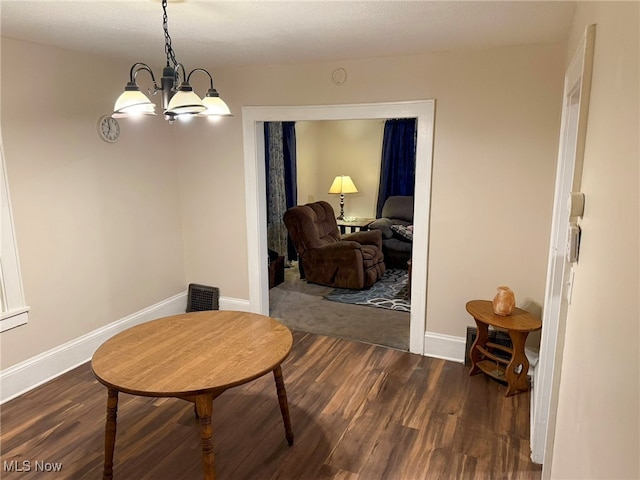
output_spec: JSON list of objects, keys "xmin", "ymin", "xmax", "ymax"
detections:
[
  {"xmin": 0, "ymin": 292, "xmax": 248, "ymax": 404},
  {"xmin": 424, "ymin": 331, "xmax": 466, "ymax": 363},
  {"xmin": 219, "ymin": 296, "xmax": 251, "ymax": 311}
]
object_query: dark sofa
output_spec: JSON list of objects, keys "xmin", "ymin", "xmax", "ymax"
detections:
[{"xmin": 368, "ymin": 196, "xmax": 413, "ymax": 269}]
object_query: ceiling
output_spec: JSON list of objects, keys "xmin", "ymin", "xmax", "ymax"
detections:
[{"xmin": 1, "ymin": 1, "xmax": 576, "ymax": 69}]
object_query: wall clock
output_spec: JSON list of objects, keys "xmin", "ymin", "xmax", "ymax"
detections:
[{"xmin": 97, "ymin": 115, "xmax": 120, "ymax": 143}]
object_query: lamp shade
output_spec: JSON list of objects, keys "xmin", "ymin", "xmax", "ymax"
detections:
[
  {"xmin": 165, "ymin": 87, "xmax": 206, "ymax": 116},
  {"xmin": 201, "ymin": 95, "xmax": 231, "ymax": 116},
  {"xmin": 328, "ymin": 175, "xmax": 358, "ymax": 194},
  {"xmin": 113, "ymin": 87, "xmax": 156, "ymax": 117}
]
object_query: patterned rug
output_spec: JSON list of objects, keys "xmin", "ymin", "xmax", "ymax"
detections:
[{"xmin": 325, "ymin": 268, "xmax": 411, "ymax": 312}]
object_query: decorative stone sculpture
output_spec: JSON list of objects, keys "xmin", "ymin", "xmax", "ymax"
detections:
[{"xmin": 492, "ymin": 286, "xmax": 515, "ymax": 316}]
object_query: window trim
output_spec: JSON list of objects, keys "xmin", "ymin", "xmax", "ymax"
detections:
[{"xmin": 1, "ymin": 137, "xmax": 29, "ymax": 332}]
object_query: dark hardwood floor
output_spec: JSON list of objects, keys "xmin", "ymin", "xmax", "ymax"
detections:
[{"xmin": 0, "ymin": 331, "xmax": 541, "ymax": 479}]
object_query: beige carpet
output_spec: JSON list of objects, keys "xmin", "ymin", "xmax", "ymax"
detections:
[{"xmin": 269, "ymin": 263, "xmax": 410, "ymax": 350}]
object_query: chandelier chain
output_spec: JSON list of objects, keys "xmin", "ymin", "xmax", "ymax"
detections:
[{"xmin": 162, "ymin": 0, "xmax": 178, "ymax": 68}]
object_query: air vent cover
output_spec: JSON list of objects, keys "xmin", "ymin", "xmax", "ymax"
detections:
[{"xmin": 186, "ymin": 284, "xmax": 219, "ymax": 312}]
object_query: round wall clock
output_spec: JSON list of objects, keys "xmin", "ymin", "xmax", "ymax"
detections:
[{"xmin": 97, "ymin": 115, "xmax": 120, "ymax": 143}]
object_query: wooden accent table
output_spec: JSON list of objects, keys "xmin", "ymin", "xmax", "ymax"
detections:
[
  {"xmin": 91, "ymin": 311, "xmax": 294, "ymax": 480},
  {"xmin": 466, "ymin": 300, "xmax": 542, "ymax": 397}
]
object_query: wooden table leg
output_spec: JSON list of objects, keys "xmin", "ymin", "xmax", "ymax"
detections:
[
  {"xmin": 195, "ymin": 393, "xmax": 216, "ymax": 480},
  {"xmin": 469, "ymin": 319, "xmax": 489, "ymax": 376},
  {"xmin": 504, "ymin": 330, "xmax": 531, "ymax": 397},
  {"xmin": 102, "ymin": 389, "xmax": 119, "ymax": 480},
  {"xmin": 273, "ymin": 366, "xmax": 294, "ymax": 446}
]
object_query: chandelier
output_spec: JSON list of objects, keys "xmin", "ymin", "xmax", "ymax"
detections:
[{"xmin": 112, "ymin": 0, "xmax": 231, "ymax": 123}]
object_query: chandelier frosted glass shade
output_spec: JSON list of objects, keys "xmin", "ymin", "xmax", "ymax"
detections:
[
  {"xmin": 165, "ymin": 86, "xmax": 207, "ymax": 116},
  {"xmin": 113, "ymin": 82, "xmax": 156, "ymax": 117},
  {"xmin": 201, "ymin": 93, "xmax": 231, "ymax": 116}
]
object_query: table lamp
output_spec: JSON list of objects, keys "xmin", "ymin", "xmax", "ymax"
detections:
[{"xmin": 328, "ymin": 175, "xmax": 358, "ymax": 220}]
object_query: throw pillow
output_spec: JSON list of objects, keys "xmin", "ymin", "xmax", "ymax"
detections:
[{"xmin": 390, "ymin": 224, "xmax": 413, "ymax": 241}]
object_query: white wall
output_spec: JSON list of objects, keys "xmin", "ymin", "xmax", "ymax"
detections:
[
  {"xmin": 550, "ymin": 3, "xmax": 640, "ymax": 478},
  {"xmin": 0, "ymin": 38, "xmax": 187, "ymax": 369},
  {"xmin": 296, "ymin": 119, "xmax": 383, "ymax": 218}
]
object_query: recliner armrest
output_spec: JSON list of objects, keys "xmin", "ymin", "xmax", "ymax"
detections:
[
  {"xmin": 307, "ymin": 241, "xmax": 361, "ymax": 254},
  {"xmin": 343, "ymin": 229, "xmax": 383, "ymax": 250},
  {"xmin": 368, "ymin": 218, "xmax": 394, "ymax": 239},
  {"xmin": 303, "ymin": 241, "xmax": 362, "ymax": 265}
]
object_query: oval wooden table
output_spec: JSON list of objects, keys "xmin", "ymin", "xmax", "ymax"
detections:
[
  {"xmin": 466, "ymin": 300, "xmax": 542, "ymax": 397},
  {"xmin": 91, "ymin": 311, "xmax": 295, "ymax": 480}
]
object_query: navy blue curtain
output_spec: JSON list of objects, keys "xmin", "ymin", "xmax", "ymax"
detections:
[
  {"xmin": 282, "ymin": 122, "xmax": 297, "ymax": 212},
  {"xmin": 264, "ymin": 122, "xmax": 297, "ymax": 262},
  {"xmin": 282, "ymin": 122, "xmax": 297, "ymax": 261},
  {"xmin": 376, "ymin": 118, "xmax": 417, "ymax": 217}
]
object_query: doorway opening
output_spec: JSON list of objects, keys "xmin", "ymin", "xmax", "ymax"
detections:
[
  {"xmin": 242, "ymin": 101, "xmax": 435, "ymax": 354},
  {"xmin": 266, "ymin": 118, "xmax": 413, "ymax": 350}
]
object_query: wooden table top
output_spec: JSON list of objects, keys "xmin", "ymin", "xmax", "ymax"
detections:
[
  {"xmin": 466, "ymin": 300, "xmax": 542, "ymax": 332},
  {"xmin": 91, "ymin": 311, "xmax": 293, "ymax": 397}
]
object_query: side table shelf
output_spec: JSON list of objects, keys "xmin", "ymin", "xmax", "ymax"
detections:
[{"xmin": 466, "ymin": 300, "xmax": 542, "ymax": 397}]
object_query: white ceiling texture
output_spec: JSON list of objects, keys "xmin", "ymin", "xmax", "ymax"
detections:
[{"xmin": 1, "ymin": 1, "xmax": 576, "ymax": 69}]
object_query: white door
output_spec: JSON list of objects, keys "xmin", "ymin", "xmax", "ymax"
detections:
[{"xmin": 531, "ymin": 25, "xmax": 595, "ymax": 472}]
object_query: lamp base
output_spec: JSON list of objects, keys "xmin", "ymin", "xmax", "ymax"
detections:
[{"xmin": 337, "ymin": 194, "xmax": 345, "ymax": 220}]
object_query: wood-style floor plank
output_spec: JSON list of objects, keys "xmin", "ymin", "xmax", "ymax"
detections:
[{"xmin": 0, "ymin": 331, "xmax": 541, "ymax": 479}]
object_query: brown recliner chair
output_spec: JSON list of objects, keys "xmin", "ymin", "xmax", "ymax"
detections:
[{"xmin": 283, "ymin": 201, "xmax": 386, "ymax": 289}]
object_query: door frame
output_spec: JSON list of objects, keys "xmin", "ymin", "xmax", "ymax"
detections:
[
  {"xmin": 531, "ymin": 25, "xmax": 595, "ymax": 471},
  {"xmin": 242, "ymin": 100, "xmax": 436, "ymax": 354}
]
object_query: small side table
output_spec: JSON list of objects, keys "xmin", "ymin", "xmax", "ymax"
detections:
[
  {"xmin": 269, "ymin": 255, "xmax": 285, "ymax": 289},
  {"xmin": 336, "ymin": 218, "xmax": 375, "ymax": 234},
  {"xmin": 466, "ymin": 300, "xmax": 542, "ymax": 397}
]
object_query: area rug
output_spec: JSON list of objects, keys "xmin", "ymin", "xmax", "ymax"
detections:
[{"xmin": 325, "ymin": 268, "xmax": 411, "ymax": 312}]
